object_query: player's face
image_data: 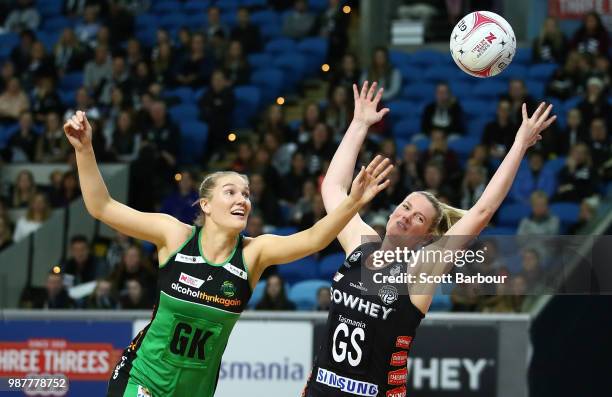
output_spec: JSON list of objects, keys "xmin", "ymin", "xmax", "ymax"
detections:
[
  {"xmin": 207, "ymin": 175, "xmax": 251, "ymax": 231},
  {"xmin": 387, "ymin": 193, "xmax": 437, "ymax": 240}
]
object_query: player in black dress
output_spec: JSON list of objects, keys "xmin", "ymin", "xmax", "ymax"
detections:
[{"xmin": 302, "ymin": 81, "xmax": 556, "ymax": 397}]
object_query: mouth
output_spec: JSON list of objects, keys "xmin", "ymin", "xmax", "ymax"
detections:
[
  {"xmin": 396, "ymin": 221, "xmax": 408, "ymax": 231},
  {"xmin": 231, "ymin": 209, "xmax": 246, "ymax": 219}
]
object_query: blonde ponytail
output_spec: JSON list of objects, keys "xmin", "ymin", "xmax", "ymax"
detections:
[{"xmin": 417, "ymin": 191, "xmax": 467, "ymax": 236}]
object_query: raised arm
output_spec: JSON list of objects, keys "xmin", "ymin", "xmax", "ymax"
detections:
[
  {"xmin": 321, "ymin": 81, "xmax": 390, "ymax": 253},
  {"xmin": 64, "ymin": 111, "xmax": 187, "ymax": 251},
  {"xmin": 446, "ymin": 103, "xmax": 556, "ymax": 239},
  {"xmin": 253, "ymin": 156, "xmax": 393, "ymax": 269}
]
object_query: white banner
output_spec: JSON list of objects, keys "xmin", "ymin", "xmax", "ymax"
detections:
[{"xmin": 215, "ymin": 321, "xmax": 313, "ymax": 397}]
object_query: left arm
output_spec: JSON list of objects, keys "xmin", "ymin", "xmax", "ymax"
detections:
[{"xmin": 446, "ymin": 103, "xmax": 556, "ymax": 238}]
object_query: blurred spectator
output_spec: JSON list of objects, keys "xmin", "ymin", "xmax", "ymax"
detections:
[
  {"xmin": 105, "ymin": 231, "xmax": 134, "ymax": 270},
  {"xmin": 119, "ymin": 278, "xmax": 153, "ymax": 309},
  {"xmin": 571, "ymin": 11, "xmax": 610, "ymax": 57},
  {"xmin": 132, "ymin": 61, "xmax": 153, "ymax": 97},
  {"xmin": 481, "ymin": 99, "xmax": 518, "ymax": 159},
  {"xmin": 511, "ymin": 151, "xmax": 556, "ymax": 205},
  {"xmin": 398, "ymin": 144, "xmax": 423, "ymax": 192},
  {"xmin": 34, "ymin": 270, "xmax": 75, "ymax": 309},
  {"xmin": 210, "ymin": 31, "xmax": 228, "ymax": 66},
  {"xmin": 46, "ymin": 170, "xmax": 64, "ymax": 207},
  {"xmin": 4, "ymin": 0, "xmax": 40, "ymax": 32},
  {"xmin": 245, "ymin": 212, "xmax": 264, "ymax": 237},
  {"xmin": 206, "ymin": 6, "xmax": 228, "ymax": 40},
  {"xmin": 63, "ymin": 0, "xmax": 99, "ymax": 17},
  {"xmin": 11, "ymin": 170, "xmax": 37, "ymax": 209},
  {"xmin": 547, "ymin": 51, "xmax": 590, "ymax": 99},
  {"xmin": 517, "ymin": 191, "xmax": 560, "ymax": 235},
  {"xmin": 568, "ymin": 199, "xmax": 596, "ymax": 234},
  {"xmin": 4, "ymin": 111, "xmax": 37, "ymax": 162},
  {"xmin": 521, "ymin": 248, "xmax": 542, "ymax": 290},
  {"xmin": 578, "ymin": 77, "xmax": 610, "ymax": 127},
  {"xmin": 62, "ymin": 235, "xmax": 109, "ymax": 286},
  {"xmin": 0, "ymin": 61, "xmax": 16, "ymax": 92},
  {"xmin": 176, "ymin": 33, "xmax": 213, "ymax": 88},
  {"xmin": 587, "ymin": 118, "xmax": 611, "ymax": 172},
  {"xmin": 125, "ymin": 38, "xmax": 144, "ymax": 71},
  {"xmin": 283, "ymin": 0, "xmax": 316, "ymax": 39},
  {"xmin": 0, "ymin": 77, "xmax": 30, "ymax": 122},
  {"xmin": 84, "ymin": 279, "xmax": 117, "ymax": 309},
  {"xmin": 326, "ymin": 85, "xmax": 353, "ymax": 137},
  {"xmin": 51, "ymin": 170, "xmax": 81, "ymax": 207},
  {"xmin": 360, "ymin": 47, "xmax": 402, "ymax": 101},
  {"xmin": 557, "ymin": 108, "xmax": 588, "ymax": 155},
  {"xmin": 298, "ymin": 102, "xmax": 323, "ymax": 143},
  {"xmin": 160, "ymin": 171, "xmax": 199, "ymax": 224},
  {"xmin": 532, "ymin": 17, "xmax": 567, "ymax": 64},
  {"xmin": 461, "ymin": 164, "xmax": 487, "ymax": 210},
  {"xmin": 554, "ymin": 143, "xmax": 598, "ymax": 202},
  {"xmin": 31, "ymin": 77, "xmax": 63, "ymax": 122},
  {"xmin": 379, "ymin": 139, "xmax": 396, "ymax": 162},
  {"xmin": 0, "ymin": 216, "xmax": 13, "ymax": 251},
  {"xmin": 318, "ymin": 0, "xmax": 349, "ymax": 65},
  {"xmin": 35, "ymin": 112, "xmax": 70, "ymax": 163},
  {"xmin": 422, "ymin": 161, "xmax": 456, "ymax": 205},
  {"xmin": 24, "ymin": 42, "xmax": 56, "ymax": 88},
  {"xmin": 262, "ymin": 132, "xmax": 297, "ymax": 176},
  {"xmin": 11, "ymin": 30, "xmax": 36, "ymax": 71},
  {"xmin": 231, "ymin": 7, "xmax": 262, "ymax": 54},
  {"xmin": 107, "ymin": 2, "xmax": 134, "ymax": 47},
  {"xmin": 290, "ymin": 179, "xmax": 317, "ymax": 224},
  {"xmin": 249, "ymin": 173, "xmax": 282, "ymax": 226},
  {"xmin": 110, "ymin": 245, "xmax": 156, "ymax": 297},
  {"xmin": 251, "ymin": 147, "xmax": 282, "ymax": 196},
  {"xmin": 255, "ymin": 274, "xmax": 296, "ymax": 310},
  {"xmin": 200, "ymin": 69, "xmax": 235, "ymax": 161},
  {"xmin": 109, "ymin": 110, "xmax": 141, "ymax": 162},
  {"xmin": 315, "ymin": 286, "xmax": 331, "ymax": 311},
  {"xmin": 84, "ymin": 45, "xmax": 112, "ymax": 95},
  {"xmin": 591, "ymin": 55, "xmax": 611, "ymax": 88},
  {"xmin": 64, "ymin": 87, "xmax": 101, "ymax": 123},
  {"xmin": 467, "ymin": 144, "xmax": 492, "ymax": 175},
  {"xmin": 152, "ymin": 42, "xmax": 174, "ymax": 86},
  {"xmin": 299, "ymin": 122, "xmax": 335, "ymax": 175},
  {"xmin": 328, "ymin": 53, "xmax": 361, "ymax": 95},
  {"xmin": 369, "ymin": 214, "xmax": 387, "ymax": 238},
  {"xmin": 419, "ymin": 129, "xmax": 461, "ymax": 186},
  {"xmin": 259, "ymin": 104, "xmax": 291, "ymax": 142},
  {"xmin": 224, "ymin": 41, "xmax": 250, "ymax": 86},
  {"xmin": 371, "ymin": 168, "xmax": 404, "ymax": 213},
  {"xmin": 231, "ymin": 142, "xmax": 254, "ymax": 173},
  {"xmin": 13, "ymin": 192, "xmax": 51, "ymax": 242},
  {"xmin": 504, "ymin": 79, "xmax": 537, "ymax": 125},
  {"xmin": 298, "ymin": 194, "xmax": 327, "ymax": 232},
  {"xmin": 75, "ymin": 5, "xmax": 101, "ymax": 47},
  {"xmin": 421, "ymin": 83, "xmax": 464, "ymax": 135},
  {"xmin": 92, "ymin": 25, "xmax": 111, "ymax": 51},
  {"xmin": 176, "ymin": 27, "xmax": 192, "ymax": 59}
]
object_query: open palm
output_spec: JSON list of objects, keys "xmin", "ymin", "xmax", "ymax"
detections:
[
  {"xmin": 515, "ymin": 102, "xmax": 556, "ymax": 148},
  {"xmin": 353, "ymin": 81, "xmax": 390, "ymax": 127},
  {"xmin": 349, "ymin": 155, "xmax": 394, "ymax": 205}
]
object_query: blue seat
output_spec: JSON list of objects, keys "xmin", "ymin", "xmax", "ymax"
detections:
[
  {"xmin": 387, "ymin": 100, "xmax": 419, "ymax": 125},
  {"xmin": 169, "ymin": 104, "xmax": 199, "ymax": 122},
  {"xmin": 153, "ymin": 1, "xmax": 180, "ymax": 14},
  {"xmin": 247, "ymin": 53, "xmax": 271, "ymax": 69},
  {"xmin": 423, "ymin": 66, "xmax": 459, "ymax": 83},
  {"xmin": 448, "ymin": 137, "xmax": 479, "ymax": 157},
  {"xmin": 260, "ymin": 23, "xmax": 281, "ymax": 40},
  {"xmin": 550, "ymin": 202, "xmax": 580, "ymax": 225},
  {"xmin": 251, "ymin": 10, "xmax": 279, "ymax": 27},
  {"xmin": 163, "ymin": 87, "xmax": 194, "ymax": 103},
  {"xmin": 481, "ymin": 226, "xmax": 517, "ymax": 235},
  {"xmin": 59, "ymin": 89, "xmax": 76, "ymax": 107},
  {"xmin": 563, "ymin": 96, "xmax": 582, "ymax": 113},
  {"xmin": 401, "ymin": 83, "xmax": 435, "ymax": 102},
  {"xmin": 429, "ymin": 290, "xmax": 451, "ymax": 311},
  {"xmin": 497, "ymin": 203, "xmax": 531, "ymax": 227},
  {"xmin": 308, "ymin": 0, "xmax": 328, "ymax": 12},
  {"xmin": 251, "ymin": 68, "xmax": 284, "ymax": 102},
  {"xmin": 398, "ymin": 64, "xmax": 421, "ymax": 83},
  {"xmin": 501, "ymin": 64, "xmax": 528, "ymax": 81},
  {"xmin": 184, "ymin": 0, "xmax": 209, "ymax": 13},
  {"xmin": 60, "ymin": 73, "xmax": 83, "ymax": 91},
  {"xmin": 242, "ymin": 0, "xmax": 267, "ymax": 7},
  {"xmin": 528, "ymin": 63, "xmax": 558, "ymax": 80},
  {"xmin": 43, "ymin": 17, "xmax": 70, "ymax": 31},
  {"xmin": 408, "ymin": 50, "xmax": 444, "ymax": 67},
  {"xmin": 180, "ymin": 121, "xmax": 208, "ymax": 138},
  {"xmin": 0, "ymin": 33, "xmax": 19, "ymax": 53},
  {"xmin": 38, "ymin": 1, "xmax": 63, "ymax": 17},
  {"xmin": 273, "ymin": 52, "xmax": 306, "ymax": 85},
  {"xmin": 36, "ymin": 30, "xmax": 60, "ymax": 51},
  {"xmin": 411, "ymin": 135, "xmax": 430, "ymax": 151},
  {"xmin": 159, "ymin": 13, "xmax": 185, "ymax": 30},
  {"xmin": 318, "ymin": 253, "xmax": 346, "ymax": 280},
  {"xmin": 389, "ymin": 50, "xmax": 410, "ymax": 67},
  {"xmin": 221, "ymin": 12, "xmax": 237, "ymax": 28},
  {"xmin": 233, "ymin": 85, "xmax": 261, "ymax": 128},
  {"xmin": 513, "ymin": 48, "xmax": 532, "ymax": 65},
  {"xmin": 271, "ymin": 226, "xmax": 298, "ymax": 236},
  {"xmin": 135, "ymin": 28, "xmax": 157, "ymax": 48},
  {"xmin": 179, "ymin": 121, "xmax": 208, "ymax": 164},
  {"xmin": 277, "ymin": 256, "xmax": 319, "ymax": 285},
  {"xmin": 135, "ymin": 13, "xmax": 159, "ymax": 29},
  {"xmin": 448, "ymin": 81, "xmax": 473, "ymax": 101},
  {"xmin": 466, "ymin": 117, "xmax": 488, "ymax": 139},
  {"xmin": 393, "ymin": 118, "xmax": 421, "ymax": 139},
  {"xmin": 247, "ymin": 280, "xmax": 266, "ymax": 308},
  {"xmin": 527, "ymin": 80, "xmax": 546, "ymax": 100},
  {"xmin": 265, "ymin": 38, "xmax": 297, "ymax": 55},
  {"xmin": 462, "ymin": 99, "xmax": 496, "ymax": 120},
  {"xmin": 297, "ymin": 37, "xmax": 328, "ymax": 58},
  {"xmin": 217, "ymin": 0, "xmax": 239, "ymax": 13},
  {"xmin": 473, "ymin": 80, "xmax": 507, "ymax": 100},
  {"xmin": 288, "ymin": 280, "xmax": 331, "ymax": 310}
]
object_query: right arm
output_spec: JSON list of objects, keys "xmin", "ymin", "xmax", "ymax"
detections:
[
  {"xmin": 64, "ymin": 111, "xmax": 188, "ymax": 252},
  {"xmin": 321, "ymin": 81, "xmax": 390, "ymax": 253}
]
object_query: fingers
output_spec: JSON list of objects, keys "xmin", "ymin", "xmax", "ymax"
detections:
[
  {"xmin": 375, "ymin": 178, "xmax": 391, "ymax": 193},
  {"xmin": 353, "ymin": 84, "xmax": 359, "ymax": 102},
  {"xmin": 371, "ymin": 157, "xmax": 392, "ymax": 179},
  {"xmin": 355, "ymin": 165, "xmax": 366, "ymax": 183},
  {"xmin": 375, "ymin": 163, "xmax": 394, "ymax": 183},
  {"xmin": 366, "ymin": 81, "xmax": 377, "ymax": 101},
  {"xmin": 521, "ymin": 103, "xmax": 527, "ymax": 121},
  {"xmin": 536, "ymin": 104, "xmax": 553, "ymax": 126},
  {"xmin": 365, "ymin": 154, "xmax": 383, "ymax": 174},
  {"xmin": 373, "ymin": 87, "xmax": 384, "ymax": 106},
  {"xmin": 531, "ymin": 102, "xmax": 545, "ymax": 121},
  {"xmin": 541, "ymin": 115, "xmax": 557, "ymax": 130},
  {"xmin": 360, "ymin": 81, "xmax": 368, "ymax": 99},
  {"xmin": 378, "ymin": 107, "xmax": 390, "ymax": 117}
]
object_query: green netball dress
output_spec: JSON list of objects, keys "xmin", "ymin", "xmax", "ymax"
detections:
[{"xmin": 107, "ymin": 226, "xmax": 252, "ymax": 397}]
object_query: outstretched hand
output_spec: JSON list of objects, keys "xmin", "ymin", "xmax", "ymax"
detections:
[
  {"xmin": 352, "ymin": 81, "xmax": 390, "ymax": 127},
  {"xmin": 63, "ymin": 110, "xmax": 93, "ymax": 152},
  {"xmin": 349, "ymin": 155, "xmax": 394, "ymax": 206},
  {"xmin": 515, "ymin": 102, "xmax": 556, "ymax": 149}
]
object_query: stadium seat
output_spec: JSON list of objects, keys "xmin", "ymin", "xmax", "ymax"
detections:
[
  {"xmin": 387, "ymin": 100, "xmax": 419, "ymax": 125},
  {"xmin": 265, "ymin": 38, "xmax": 297, "ymax": 55},
  {"xmin": 430, "ymin": 289, "xmax": 452, "ymax": 311},
  {"xmin": 550, "ymin": 202, "xmax": 580, "ymax": 225},
  {"xmin": 159, "ymin": 13, "xmax": 185, "ymax": 29},
  {"xmin": 179, "ymin": 121, "xmax": 208, "ymax": 164},
  {"xmin": 542, "ymin": 157, "xmax": 567, "ymax": 176},
  {"xmin": 37, "ymin": 30, "xmax": 61, "ymax": 51},
  {"xmin": 424, "ymin": 66, "xmax": 460, "ymax": 83},
  {"xmin": 401, "ymin": 83, "xmax": 435, "ymax": 103},
  {"xmin": 513, "ymin": 48, "xmax": 532, "ymax": 65},
  {"xmin": 251, "ymin": 10, "xmax": 279, "ymax": 27},
  {"xmin": 273, "ymin": 52, "xmax": 306, "ymax": 86},
  {"xmin": 271, "ymin": 226, "xmax": 298, "ymax": 236},
  {"xmin": 184, "ymin": 0, "xmax": 209, "ymax": 14},
  {"xmin": 527, "ymin": 80, "xmax": 546, "ymax": 100},
  {"xmin": 153, "ymin": 1, "xmax": 180, "ymax": 14},
  {"xmin": 411, "ymin": 135, "xmax": 430, "ymax": 151},
  {"xmin": 43, "ymin": 17, "xmax": 70, "ymax": 31},
  {"xmin": 462, "ymin": 99, "xmax": 496, "ymax": 120},
  {"xmin": 528, "ymin": 63, "xmax": 558, "ymax": 81},
  {"xmin": 497, "ymin": 203, "xmax": 531, "ymax": 227},
  {"xmin": 60, "ymin": 73, "xmax": 83, "ymax": 91},
  {"xmin": 481, "ymin": 226, "xmax": 517, "ymax": 235},
  {"xmin": 308, "ymin": 0, "xmax": 328, "ymax": 12},
  {"xmin": 448, "ymin": 137, "xmax": 479, "ymax": 158},
  {"xmin": 59, "ymin": 89, "xmax": 77, "ymax": 107},
  {"xmin": 0, "ymin": 33, "xmax": 19, "ymax": 59},
  {"xmin": 318, "ymin": 253, "xmax": 346, "ymax": 279},
  {"xmin": 247, "ymin": 53, "xmax": 272, "ymax": 69},
  {"xmin": 563, "ymin": 96, "xmax": 582, "ymax": 113},
  {"xmin": 297, "ymin": 37, "xmax": 328, "ymax": 59},
  {"xmin": 169, "ymin": 104, "xmax": 199, "ymax": 122},
  {"xmin": 38, "ymin": 1, "xmax": 63, "ymax": 17},
  {"xmin": 135, "ymin": 13, "xmax": 159, "ymax": 29},
  {"xmin": 217, "ymin": 0, "xmax": 239, "ymax": 13},
  {"xmin": 260, "ymin": 23, "xmax": 281, "ymax": 40},
  {"xmin": 288, "ymin": 279, "xmax": 331, "ymax": 310},
  {"xmin": 501, "ymin": 64, "xmax": 528, "ymax": 81},
  {"xmin": 233, "ymin": 85, "xmax": 261, "ymax": 128},
  {"xmin": 473, "ymin": 80, "xmax": 507, "ymax": 100},
  {"xmin": 389, "ymin": 50, "xmax": 410, "ymax": 67},
  {"xmin": 163, "ymin": 87, "xmax": 194, "ymax": 103},
  {"xmin": 466, "ymin": 117, "xmax": 488, "ymax": 139},
  {"xmin": 248, "ymin": 280, "xmax": 266, "ymax": 308},
  {"xmin": 408, "ymin": 50, "xmax": 444, "ymax": 67},
  {"xmin": 393, "ymin": 118, "xmax": 420, "ymax": 139},
  {"xmin": 242, "ymin": 0, "xmax": 267, "ymax": 7},
  {"xmin": 398, "ymin": 64, "xmax": 421, "ymax": 83},
  {"xmin": 250, "ymin": 68, "xmax": 284, "ymax": 102},
  {"xmin": 277, "ymin": 256, "xmax": 319, "ymax": 285}
]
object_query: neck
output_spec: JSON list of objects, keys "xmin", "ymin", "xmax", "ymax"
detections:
[{"xmin": 200, "ymin": 222, "xmax": 238, "ymax": 264}]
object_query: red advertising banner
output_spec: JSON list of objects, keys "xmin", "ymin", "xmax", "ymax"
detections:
[{"xmin": 549, "ymin": 0, "xmax": 612, "ymax": 19}]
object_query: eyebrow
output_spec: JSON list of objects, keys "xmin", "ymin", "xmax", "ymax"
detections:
[
  {"xmin": 404, "ymin": 201, "xmax": 428, "ymax": 221},
  {"xmin": 222, "ymin": 183, "xmax": 249, "ymax": 192}
]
